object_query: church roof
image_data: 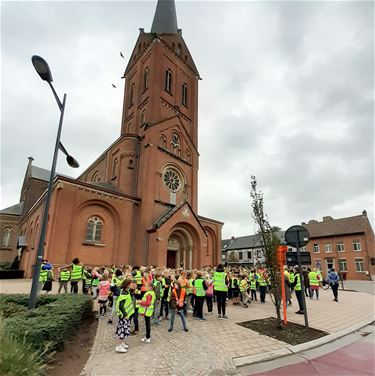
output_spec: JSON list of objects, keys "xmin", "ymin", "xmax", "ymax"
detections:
[
  {"xmin": 89, "ymin": 181, "xmax": 124, "ymax": 195},
  {"xmin": 151, "ymin": 0, "xmax": 178, "ymax": 34},
  {"xmin": 31, "ymin": 165, "xmax": 51, "ymax": 181},
  {"xmin": 0, "ymin": 201, "xmax": 24, "ymax": 216}
]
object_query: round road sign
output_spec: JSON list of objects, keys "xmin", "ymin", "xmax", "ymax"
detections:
[{"xmin": 285, "ymin": 225, "xmax": 310, "ymax": 248}]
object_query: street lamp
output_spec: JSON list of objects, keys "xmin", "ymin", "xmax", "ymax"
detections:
[{"xmin": 28, "ymin": 55, "xmax": 79, "ymax": 309}]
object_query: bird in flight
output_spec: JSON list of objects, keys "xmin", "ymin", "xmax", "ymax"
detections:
[
  {"xmin": 120, "ymin": 51, "xmax": 124, "ymax": 58},
  {"xmin": 112, "ymin": 84, "xmax": 117, "ymax": 88}
]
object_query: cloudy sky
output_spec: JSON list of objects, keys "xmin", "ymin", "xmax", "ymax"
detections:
[{"xmin": 1, "ymin": 0, "xmax": 373, "ymax": 239}]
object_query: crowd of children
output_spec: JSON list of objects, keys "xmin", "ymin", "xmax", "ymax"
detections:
[{"xmin": 38, "ymin": 258, "xmax": 340, "ymax": 354}]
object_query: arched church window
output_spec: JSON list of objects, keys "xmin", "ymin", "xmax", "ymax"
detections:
[
  {"xmin": 112, "ymin": 157, "xmax": 118, "ymax": 179},
  {"xmin": 182, "ymin": 83, "xmax": 188, "ymax": 107},
  {"xmin": 186, "ymin": 150, "xmax": 191, "ymax": 163},
  {"xmin": 143, "ymin": 67, "xmax": 149, "ymax": 91},
  {"xmin": 2, "ymin": 227, "xmax": 14, "ymax": 248},
  {"xmin": 177, "ymin": 43, "xmax": 182, "ymax": 56},
  {"xmin": 163, "ymin": 169, "xmax": 182, "ymax": 192},
  {"xmin": 129, "ymin": 83, "xmax": 135, "ymax": 106},
  {"xmin": 86, "ymin": 216, "xmax": 103, "ymax": 243},
  {"xmin": 159, "ymin": 134, "xmax": 167, "ymax": 149},
  {"xmin": 171, "ymin": 133, "xmax": 180, "ymax": 148},
  {"xmin": 165, "ymin": 69, "xmax": 172, "ymax": 93},
  {"xmin": 92, "ymin": 171, "xmax": 100, "ymax": 182}
]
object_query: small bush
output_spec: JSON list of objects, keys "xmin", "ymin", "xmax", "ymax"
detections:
[
  {"xmin": 2, "ymin": 294, "xmax": 93, "ymax": 353},
  {"xmin": 0, "ymin": 319, "xmax": 49, "ymax": 376},
  {"xmin": 0, "ymin": 301, "xmax": 27, "ymax": 318}
]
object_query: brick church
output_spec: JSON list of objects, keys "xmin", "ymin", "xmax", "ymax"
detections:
[{"xmin": 0, "ymin": 0, "xmax": 223, "ymax": 276}]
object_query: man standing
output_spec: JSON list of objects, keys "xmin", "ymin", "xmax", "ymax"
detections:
[{"xmin": 328, "ymin": 268, "xmax": 340, "ymax": 302}]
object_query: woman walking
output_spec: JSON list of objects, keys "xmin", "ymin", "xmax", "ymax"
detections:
[
  {"xmin": 328, "ymin": 268, "xmax": 340, "ymax": 302},
  {"xmin": 213, "ymin": 264, "xmax": 229, "ymax": 319}
]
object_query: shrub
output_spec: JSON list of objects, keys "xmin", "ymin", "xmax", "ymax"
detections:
[
  {"xmin": 0, "ymin": 301, "xmax": 27, "ymax": 318},
  {"xmin": 0, "ymin": 319, "xmax": 49, "ymax": 376},
  {"xmin": 2, "ymin": 294, "xmax": 93, "ymax": 353}
]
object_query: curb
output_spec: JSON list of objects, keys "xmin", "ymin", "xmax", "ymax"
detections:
[{"xmin": 233, "ymin": 317, "xmax": 375, "ymax": 367}]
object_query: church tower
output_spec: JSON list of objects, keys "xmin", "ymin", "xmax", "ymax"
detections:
[{"xmin": 120, "ymin": 0, "xmax": 200, "ymax": 209}]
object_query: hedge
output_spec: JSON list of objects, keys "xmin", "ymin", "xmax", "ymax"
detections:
[{"xmin": 1, "ymin": 294, "xmax": 93, "ymax": 353}]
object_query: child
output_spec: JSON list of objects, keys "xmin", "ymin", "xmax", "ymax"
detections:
[
  {"xmin": 138, "ymin": 280, "xmax": 156, "ymax": 343},
  {"xmin": 115, "ymin": 278, "xmax": 133, "ymax": 353},
  {"xmin": 168, "ymin": 281, "xmax": 188, "ymax": 332},
  {"xmin": 239, "ymin": 274, "xmax": 251, "ymax": 308},
  {"xmin": 205, "ymin": 274, "xmax": 214, "ymax": 314},
  {"xmin": 108, "ymin": 269, "xmax": 124, "ymax": 324},
  {"xmin": 58, "ymin": 267, "xmax": 70, "ymax": 294},
  {"xmin": 250, "ymin": 270, "xmax": 258, "ymax": 301},
  {"xmin": 98, "ymin": 272, "xmax": 111, "ymax": 317},
  {"xmin": 42, "ymin": 267, "xmax": 54, "ymax": 294},
  {"xmin": 152, "ymin": 273, "xmax": 163, "ymax": 325},
  {"xmin": 91, "ymin": 267, "xmax": 101, "ymax": 299}
]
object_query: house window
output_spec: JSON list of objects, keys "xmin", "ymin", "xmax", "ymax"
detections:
[
  {"xmin": 313, "ymin": 244, "xmax": 320, "ymax": 253},
  {"xmin": 182, "ymin": 83, "xmax": 188, "ymax": 106},
  {"xmin": 86, "ymin": 217, "xmax": 103, "ymax": 243},
  {"xmin": 355, "ymin": 258, "xmax": 364, "ymax": 272},
  {"xmin": 324, "ymin": 244, "xmax": 332, "ymax": 253},
  {"xmin": 239, "ymin": 252, "xmax": 243, "ymax": 260},
  {"xmin": 112, "ymin": 157, "xmax": 118, "ymax": 179},
  {"xmin": 353, "ymin": 241, "xmax": 361, "ymax": 251},
  {"xmin": 2, "ymin": 227, "xmax": 14, "ymax": 248},
  {"xmin": 165, "ymin": 68, "xmax": 172, "ymax": 93},
  {"xmin": 247, "ymin": 251, "xmax": 252, "ymax": 259},
  {"xmin": 143, "ymin": 67, "xmax": 149, "ymax": 91},
  {"xmin": 300, "ymin": 247, "xmax": 307, "ymax": 252},
  {"xmin": 129, "ymin": 83, "xmax": 135, "ymax": 106},
  {"xmin": 336, "ymin": 242, "xmax": 345, "ymax": 252},
  {"xmin": 339, "ymin": 259, "xmax": 347, "ymax": 272},
  {"xmin": 315, "ymin": 259, "xmax": 321, "ymax": 270}
]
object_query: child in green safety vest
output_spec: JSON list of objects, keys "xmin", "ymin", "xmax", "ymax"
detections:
[
  {"xmin": 249, "ymin": 270, "xmax": 258, "ymax": 301},
  {"xmin": 137, "ymin": 280, "xmax": 156, "ymax": 343},
  {"xmin": 239, "ymin": 274, "xmax": 251, "ymax": 308},
  {"xmin": 115, "ymin": 278, "xmax": 133, "ymax": 353},
  {"xmin": 152, "ymin": 273, "xmax": 163, "ymax": 325},
  {"xmin": 58, "ymin": 268, "xmax": 70, "ymax": 294}
]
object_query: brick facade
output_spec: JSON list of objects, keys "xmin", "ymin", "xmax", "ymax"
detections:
[{"xmin": 0, "ymin": 2, "xmax": 223, "ymax": 275}]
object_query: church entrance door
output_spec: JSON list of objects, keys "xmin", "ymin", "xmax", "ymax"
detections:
[
  {"xmin": 167, "ymin": 251, "xmax": 177, "ymax": 268},
  {"xmin": 167, "ymin": 228, "xmax": 193, "ymax": 269}
]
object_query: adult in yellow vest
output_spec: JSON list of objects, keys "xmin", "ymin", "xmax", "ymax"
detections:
[
  {"xmin": 193, "ymin": 271, "xmax": 208, "ymax": 320},
  {"xmin": 309, "ymin": 268, "xmax": 320, "ymax": 299},
  {"xmin": 137, "ymin": 280, "xmax": 156, "ymax": 343},
  {"xmin": 213, "ymin": 264, "xmax": 229, "ymax": 319},
  {"xmin": 291, "ymin": 267, "xmax": 304, "ymax": 314},
  {"xmin": 38, "ymin": 259, "xmax": 52, "ymax": 292},
  {"xmin": 257, "ymin": 267, "xmax": 268, "ymax": 303},
  {"xmin": 115, "ymin": 279, "xmax": 134, "ymax": 353},
  {"xmin": 70, "ymin": 258, "xmax": 84, "ymax": 294}
]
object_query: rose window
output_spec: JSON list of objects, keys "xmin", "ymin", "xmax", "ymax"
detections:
[{"xmin": 163, "ymin": 169, "xmax": 181, "ymax": 192}]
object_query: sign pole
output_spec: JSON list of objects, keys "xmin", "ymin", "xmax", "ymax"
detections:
[{"xmin": 296, "ymin": 229, "xmax": 309, "ymax": 328}]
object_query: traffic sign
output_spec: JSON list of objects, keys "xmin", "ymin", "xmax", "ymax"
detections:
[{"xmin": 285, "ymin": 225, "xmax": 310, "ymax": 248}]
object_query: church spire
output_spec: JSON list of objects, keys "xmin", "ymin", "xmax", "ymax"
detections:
[{"xmin": 151, "ymin": 0, "xmax": 178, "ymax": 34}]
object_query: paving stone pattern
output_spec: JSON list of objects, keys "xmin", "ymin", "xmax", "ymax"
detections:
[
  {"xmin": 82, "ymin": 288, "xmax": 374, "ymax": 376},
  {"xmin": 1, "ymin": 280, "xmax": 373, "ymax": 375}
]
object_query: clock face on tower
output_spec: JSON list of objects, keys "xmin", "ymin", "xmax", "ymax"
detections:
[{"xmin": 163, "ymin": 169, "xmax": 181, "ymax": 192}]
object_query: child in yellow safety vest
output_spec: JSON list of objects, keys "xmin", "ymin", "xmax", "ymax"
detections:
[
  {"xmin": 137, "ymin": 280, "xmax": 156, "ymax": 343},
  {"xmin": 115, "ymin": 279, "xmax": 133, "ymax": 353},
  {"xmin": 239, "ymin": 274, "xmax": 251, "ymax": 308}
]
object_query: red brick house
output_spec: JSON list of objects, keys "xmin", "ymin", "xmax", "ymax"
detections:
[
  {"xmin": 0, "ymin": 0, "xmax": 223, "ymax": 276},
  {"xmin": 302, "ymin": 211, "xmax": 375, "ymax": 280}
]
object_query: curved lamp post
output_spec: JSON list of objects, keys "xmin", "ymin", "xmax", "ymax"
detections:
[{"xmin": 28, "ymin": 56, "xmax": 79, "ymax": 309}]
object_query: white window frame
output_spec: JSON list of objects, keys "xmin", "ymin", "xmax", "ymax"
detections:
[
  {"xmin": 86, "ymin": 217, "xmax": 103, "ymax": 243},
  {"xmin": 336, "ymin": 242, "xmax": 345, "ymax": 252},
  {"xmin": 354, "ymin": 258, "xmax": 364, "ymax": 272},
  {"xmin": 324, "ymin": 244, "xmax": 332, "ymax": 253},
  {"xmin": 353, "ymin": 241, "xmax": 361, "ymax": 252},
  {"xmin": 313, "ymin": 244, "xmax": 320, "ymax": 253},
  {"xmin": 339, "ymin": 259, "xmax": 347, "ymax": 272},
  {"xmin": 238, "ymin": 251, "xmax": 243, "ymax": 260},
  {"xmin": 2, "ymin": 227, "xmax": 14, "ymax": 248}
]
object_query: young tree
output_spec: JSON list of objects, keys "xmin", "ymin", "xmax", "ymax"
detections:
[
  {"xmin": 227, "ymin": 251, "xmax": 239, "ymax": 264},
  {"xmin": 250, "ymin": 176, "xmax": 282, "ymax": 328}
]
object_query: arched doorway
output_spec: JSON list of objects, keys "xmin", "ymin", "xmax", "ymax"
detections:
[{"xmin": 167, "ymin": 228, "xmax": 193, "ymax": 269}]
